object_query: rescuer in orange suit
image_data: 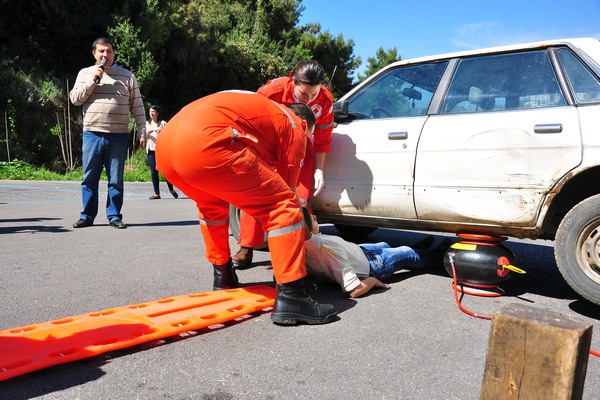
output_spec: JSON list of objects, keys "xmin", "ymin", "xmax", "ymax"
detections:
[
  {"xmin": 155, "ymin": 90, "xmax": 337, "ymax": 326},
  {"xmin": 232, "ymin": 60, "xmax": 334, "ymax": 268}
]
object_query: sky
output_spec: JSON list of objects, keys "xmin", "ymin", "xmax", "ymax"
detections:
[{"xmin": 298, "ymin": 0, "xmax": 600, "ymax": 76}]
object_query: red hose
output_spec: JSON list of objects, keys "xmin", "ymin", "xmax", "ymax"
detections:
[
  {"xmin": 450, "ymin": 255, "xmax": 492, "ymax": 320},
  {"xmin": 447, "ymin": 254, "xmax": 599, "ymax": 356}
]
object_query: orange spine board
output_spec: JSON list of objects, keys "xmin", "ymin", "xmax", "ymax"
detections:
[{"xmin": 0, "ymin": 286, "xmax": 276, "ymax": 381}]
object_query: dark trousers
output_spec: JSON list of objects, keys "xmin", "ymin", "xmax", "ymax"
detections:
[{"xmin": 147, "ymin": 150, "xmax": 174, "ymax": 194}]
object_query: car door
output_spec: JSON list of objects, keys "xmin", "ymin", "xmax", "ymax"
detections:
[
  {"xmin": 414, "ymin": 49, "xmax": 582, "ymax": 226},
  {"xmin": 315, "ymin": 62, "xmax": 448, "ymax": 220}
]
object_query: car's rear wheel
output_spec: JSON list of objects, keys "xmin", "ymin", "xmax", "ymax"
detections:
[
  {"xmin": 228, "ymin": 205, "xmax": 268, "ymax": 250},
  {"xmin": 333, "ymin": 224, "xmax": 377, "ymax": 238},
  {"xmin": 555, "ymin": 194, "xmax": 600, "ymax": 305}
]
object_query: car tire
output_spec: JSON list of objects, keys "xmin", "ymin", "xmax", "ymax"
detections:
[
  {"xmin": 555, "ymin": 194, "xmax": 600, "ymax": 306},
  {"xmin": 228, "ymin": 205, "xmax": 268, "ymax": 250},
  {"xmin": 333, "ymin": 224, "xmax": 377, "ymax": 238}
]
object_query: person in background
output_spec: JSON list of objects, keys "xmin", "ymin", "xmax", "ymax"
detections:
[
  {"xmin": 146, "ymin": 105, "xmax": 178, "ymax": 200},
  {"xmin": 232, "ymin": 60, "xmax": 334, "ymax": 267},
  {"xmin": 69, "ymin": 36, "xmax": 146, "ymax": 229},
  {"xmin": 302, "ymin": 208, "xmax": 452, "ymax": 298},
  {"xmin": 156, "ymin": 91, "xmax": 337, "ymax": 326}
]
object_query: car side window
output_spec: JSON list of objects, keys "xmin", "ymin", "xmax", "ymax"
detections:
[
  {"xmin": 347, "ymin": 62, "xmax": 447, "ymax": 119},
  {"xmin": 556, "ymin": 48, "xmax": 600, "ymax": 104},
  {"xmin": 441, "ymin": 50, "xmax": 566, "ymax": 114}
]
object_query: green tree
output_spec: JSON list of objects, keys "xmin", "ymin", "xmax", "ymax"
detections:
[
  {"xmin": 0, "ymin": 0, "xmax": 153, "ymax": 166},
  {"xmin": 297, "ymin": 23, "xmax": 361, "ymax": 100},
  {"xmin": 357, "ymin": 47, "xmax": 402, "ymax": 82},
  {"xmin": 108, "ymin": 16, "xmax": 158, "ymax": 90},
  {"xmin": 0, "ymin": 0, "xmax": 363, "ymax": 169}
]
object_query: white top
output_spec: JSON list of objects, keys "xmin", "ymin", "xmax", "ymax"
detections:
[
  {"xmin": 146, "ymin": 120, "xmax": 167, "ymax": 152},
  {"xmin": 304, "ymin": 233, "xmax": 370, "ymax": 293}
]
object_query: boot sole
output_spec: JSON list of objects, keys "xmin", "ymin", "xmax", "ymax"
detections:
[
  {"xmin": 231, "ymin": 260, "xmax": 252, "ymax": 269},
  {"xmin": 213, "ymin": 280, "xmax": 240, "ymax": 291},
  {"xmin": 213, "ymin": 281, "xmax": 240, "ymax": 291},
  {"xmin": 213, "ymin": 285, "xmax": 239, "ymax": 291},
  {"xmin": 270, "ymin": 312, "xmax": 337, "ymax": 326}
]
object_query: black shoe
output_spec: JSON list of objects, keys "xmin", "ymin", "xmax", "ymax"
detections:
[
  {"xmin": 73, "ymin": 219, "xmax": 93, "ymax": 228},
  {"xmin": 213, "ymin": 259, "xmax": 239, "ymax": 290},
  {"xmin": 271, "ymin": 279, "xmax": 337, "ymax": 326},
  {"xmin": 109, "ymin": 220, "xmax": 127, "ymax": 229},
  {"xmin": 435, "ymin": 238, "xmax": 453, "ymax": 255},
  {"xmin": 413, "ymin": 238, "xmax": 453, "ymax": 268},
  {"xmin": 149, "ymin": 194, "xmax": 161, "ymax": 200},
  {"xmin": 410, "ymin": 235, "xmax": 435, "ymax": 251},
  {"xmin": 232, "ymin": 247, "xmax": 253, "ymax": 268},
  {"xmin": 170, "ymin": 190, "xmax": 179, "ymax": 199}
]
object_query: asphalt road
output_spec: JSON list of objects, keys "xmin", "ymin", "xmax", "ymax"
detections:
[{"xmin": 1, "ymin": 180, "xmax": 599, "ymax": 399}]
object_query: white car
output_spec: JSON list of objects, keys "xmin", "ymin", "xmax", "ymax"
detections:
[{"xmin": 311, "ymin": 38, "xmax": 600, "ymax": 305}]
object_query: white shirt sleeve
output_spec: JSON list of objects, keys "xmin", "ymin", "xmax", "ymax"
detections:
[{"xmin": 305, "ymin": 234, "xmax": 369, "ymax": 292}]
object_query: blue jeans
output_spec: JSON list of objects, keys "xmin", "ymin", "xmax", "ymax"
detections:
[
  {"xmin": 80, "ymin": 131, "xmax": 129, "ymax": 223},
  {"xmin": 359, "ymin": 242, "xmax": 421, "ymax": 280}
]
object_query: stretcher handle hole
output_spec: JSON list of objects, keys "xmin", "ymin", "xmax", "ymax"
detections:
[
  {"xmin": 10, "ymin": 325, "xmax": 38, "ymax": 333},
  {"xmin": 89, "ymin": 309, "xmax": 118, "ymax": 317},
  {"xmin": 51, "ymin": 318, "xmax": 75, "ymax": 325}
]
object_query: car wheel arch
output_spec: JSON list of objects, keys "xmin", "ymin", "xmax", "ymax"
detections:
[{"xmin": 541, "ymin": 166, "xmax": 600, "ymax": 239}]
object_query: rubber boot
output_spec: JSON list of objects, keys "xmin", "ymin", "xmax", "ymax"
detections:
[
  {"xmin": 213, "ymin": 259, "xmax": 239, "ymax": 290},
  {"xmin": 271, "ymin": 279, "xmax": 337, "ymax": 325},
  {"xmin": 232, "ymin": 246, "xmax": 253, "ymax": 268}
]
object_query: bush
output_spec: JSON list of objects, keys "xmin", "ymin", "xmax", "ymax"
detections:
[
  {"xmin": 0, "ymin": 160, "xmax": 65, "ymax": 180},
  {"xmin": 125, "ymin": 148, "xmax": 152, "ymax": 182}
]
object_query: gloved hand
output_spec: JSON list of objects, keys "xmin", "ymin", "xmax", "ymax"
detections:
[{"xmin": 313, "ymin": 169, "xmax": 325, "ymax": 197}]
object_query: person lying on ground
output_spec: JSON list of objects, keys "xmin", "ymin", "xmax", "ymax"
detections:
[{"xmin": 302, "ymin": 207, "xmax": 451, "ymax": 298}]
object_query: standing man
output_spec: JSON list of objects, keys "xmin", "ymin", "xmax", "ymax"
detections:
[
  {"xmin": 70, "ymin": 37, "xmax": 146, "ymax": 229},
  {"xmin": 156, "ymin": 91, "xmax": 337, "ymax": 326},
  {"xmin": 232, "ymin": 60, "xmax": 334, "ymax": 267}
]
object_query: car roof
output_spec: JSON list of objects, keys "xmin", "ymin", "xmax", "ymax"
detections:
[
  {"xmin": 384, "ymin": 37, "xmax": 600, "ymax": 68},
  {"xmin": 341, "ymin": 38, "xmax": 600, "ymax": 100}
]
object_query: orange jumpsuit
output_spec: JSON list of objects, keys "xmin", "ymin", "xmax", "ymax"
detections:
[
  {"xmin": 155, "ymin": 91, "xmax": 309, "ymax": 284},
  {"xmin": 237, "ymin": 77, "xmax": 334, "ymax": 248}
]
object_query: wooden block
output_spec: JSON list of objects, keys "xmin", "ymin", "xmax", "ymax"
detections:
[{"xmin": 480, "ymin": 303, "xmax": 592, "ymax": 400}]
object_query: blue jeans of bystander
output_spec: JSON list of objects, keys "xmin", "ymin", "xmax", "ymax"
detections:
[{"xmin": 80, "ymin": 131, "xmax": 129, "ymax": 223}]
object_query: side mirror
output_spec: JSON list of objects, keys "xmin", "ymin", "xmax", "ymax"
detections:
[{"xmin": 333, "ymin": 100, "xmax": 349, "ymax": 121}]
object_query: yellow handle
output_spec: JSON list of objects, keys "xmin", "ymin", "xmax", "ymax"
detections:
[{"xmin": 503, "ymin": 264, "xmax": 526, "ymax": 274}]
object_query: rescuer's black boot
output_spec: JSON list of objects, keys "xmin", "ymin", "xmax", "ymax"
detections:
[
  {"xmin": 271, "ymin": 279, "xmax": 337, "ymax": 325},
  {"xmin": 212, "ymin": 259, "xmax": 239, "ymax": 290}
]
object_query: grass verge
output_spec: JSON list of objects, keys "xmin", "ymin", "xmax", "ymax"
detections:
[{"xmin": 0, "ymin": 149, "xmax": 152, "ymax": 182}]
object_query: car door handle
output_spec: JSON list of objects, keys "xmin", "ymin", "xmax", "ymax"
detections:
[
  {"xmin": 388, "ymin": 132, "xmax": 408, "ymax": 140},
  {"xmin": 534, "ymin": 124, "xmax": 563, "ymax": 133}
]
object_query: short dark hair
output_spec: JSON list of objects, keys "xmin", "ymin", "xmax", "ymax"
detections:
[
  {"xmin": 290, "ymin": 60, "xmax": 325, "ymax": 86},
  {"xmin": 301, "ymin": 207, "xmax": 313, "ymax": 232},
  {"xmin": 92, "ymin": 37, "xmax": 114, "ymax": 52},
  {"xmin": 286, "ymin": 103, "xmax": 315, "ymax": 131}
]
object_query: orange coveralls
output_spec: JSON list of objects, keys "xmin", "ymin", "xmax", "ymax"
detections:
[
  {"xmin": 155, "ymin": 91, "xmax": 309, "ymax": 284},
  {"xmin": 237, "ymin": 77, "xmax": 334, "ymax": 248}
]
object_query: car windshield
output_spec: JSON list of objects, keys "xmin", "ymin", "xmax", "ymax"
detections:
[{"xmin": 346, "ymin": 61, "xmax": 448, "ymax": 119}]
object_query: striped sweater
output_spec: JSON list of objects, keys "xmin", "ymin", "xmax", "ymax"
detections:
[{"xmin": 69, "ymin": 63, "xmax": 146, "ymax": 137}]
